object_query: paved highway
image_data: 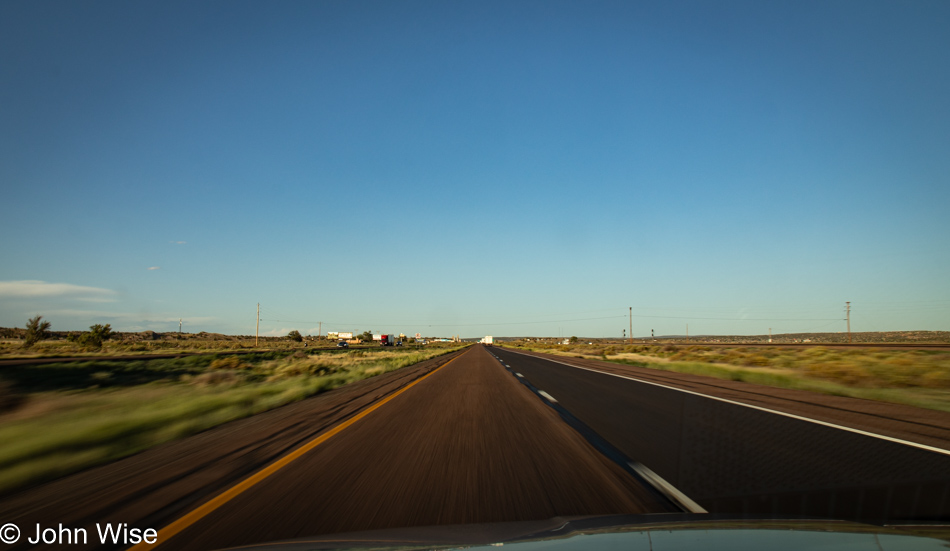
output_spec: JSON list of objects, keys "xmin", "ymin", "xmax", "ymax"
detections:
[
  {"xmin": 3, "ymin": 344, "xmax": 949, "ymax": 551},
  {"xmin": 156, "ymin": 345, "xmax": 674, "ymax": 550},
  {"xmin": 491, "ymin": 346, "xmax": 950, "ymax": 522},
  {"xmin": 1, "ymin": 346, "xmax": 677, "ymax": 551}
]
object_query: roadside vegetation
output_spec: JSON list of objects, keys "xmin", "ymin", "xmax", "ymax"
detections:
[
  {"xmin": 0, "ymin": 343, "xmax": 465, "ymax": 495},
  {"xmin": 1, "ymin": 334, "xmax": 321, "ymax": 358},
  {"xmin": 0, "ymin": 331, "xmax": 395, "ymax": 358},
  {"xmin": 502, "ymin": 341, "xmax": 950, "ymax": 413},
  {"xmin": 21, "ymin": 316, "xmax": 51, "ymax": 349},
  {"xmin": 0, "ymin": 316, "xmax": 423, "ymax": 358}
]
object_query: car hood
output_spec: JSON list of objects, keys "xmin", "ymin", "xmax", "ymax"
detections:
[{"xmin": 216, "ymin": 514, "xmax": 950, "ymax": 551}]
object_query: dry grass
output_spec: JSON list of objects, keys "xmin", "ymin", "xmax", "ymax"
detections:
[{"xmin": 0, "ymin": 336, "xmax": 385, "ymax": 358}]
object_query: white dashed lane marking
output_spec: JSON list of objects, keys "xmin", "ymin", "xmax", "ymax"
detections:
[{"xmin": 538, "ymin": 391, "xmax": 558, "ymax": 403}]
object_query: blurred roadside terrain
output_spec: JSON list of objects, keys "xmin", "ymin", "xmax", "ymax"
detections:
[
  {"xmin": 0, "ymin": 329, "xmax": 319, "ymax": 358},
  {"xmin": 0, "ymin": 335, "xmax": 464, "ymax": 496},
  {"xmin": 3, "ymin": 329, "xmax": 946, "ymax": 359}
]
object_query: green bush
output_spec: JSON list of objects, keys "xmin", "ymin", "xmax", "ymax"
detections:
[
  {"xmin": 76, "ymin": 324, "xmax": 113, "ymax": 350},
  {"xmin": 22, "ymin": 316, "xmax": 51, "ymax": 349}
]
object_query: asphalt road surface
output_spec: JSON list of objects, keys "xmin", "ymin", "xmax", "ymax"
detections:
[
  {"xmin": 158, "ymin": 345, "xmax": 673, "ymax": 550},
  {"xmin": 491, "ymin": 346, "xmax": 950, "ymax": 523},
  {"xmin": 3, "ymin": 344, "xmax": 949, "ymax": 551},
  {"xmin": 0, "ymin": 346, "xmax": 676, "ymax": 551}
]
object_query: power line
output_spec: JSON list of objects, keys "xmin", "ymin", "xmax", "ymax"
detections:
[
  {"xmin": 260, "ymin": 312, "xmax": 844, "ymax": 327},
  {"xmin": 259, "ymin": 314, "xmax": 630, "ymax": 327},
  {"xmin": 796, "ymin": 318, "xmax": 848, "ymax": 333},
  {"xmin": 630, "ymin": 314, "xmax": 843, "ymax": 321},
  {"xmin": 253, "ymin": 299, "xmax": 945, "ymax": 332}
]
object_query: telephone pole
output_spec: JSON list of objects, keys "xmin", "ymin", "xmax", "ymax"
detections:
[
  {"xmin": 629, "ymin": 306, "xmax": 633, "ymax": 344},
  {"xmin": 686, "ymin": 324, "xmax": 689, "ymax": 343},
  {"xmin": 318, "ymin": 321, "xmax": 322, "ymax": 338},
  {"xmin": 256, "ymin": 303, "xmax": 260, "ymax": 347},
  {"xmin": 179, "ymin": 318, "xmax": 182, "ymax": 336},
  {"xmin": 846, "ymin": 302, "xmax": 851, "ymax": 343}
]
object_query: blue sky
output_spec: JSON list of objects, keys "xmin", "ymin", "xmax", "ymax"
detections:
[{"xmin": 1, "ymin": 0, "xmax": 948, "ymax": 338}]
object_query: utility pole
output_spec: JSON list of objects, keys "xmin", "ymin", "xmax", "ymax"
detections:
[
  {"xmin": 256, "ymin": 303, "xmax": 260, "ymax": 347},
  {"xmin": 629, "ymin": 306, "xmax": 633, "ymax": 344},
  {"xmin": 846, "ymin": 302, "xmax": 851, "ymax": 343},
  {"xmin": 318, "ymin": 321, "xmax": 322, "ymax": 338},
  {"xmin": 686, "ymin": 324, "xmax": 689, "ymax": 343},
  {"xmin": 179, "ymin": 318, "xmax": 182, "ymax": 336}
]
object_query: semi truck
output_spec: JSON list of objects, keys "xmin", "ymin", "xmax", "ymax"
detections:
[{"xmin": 380, "ymin": 334, "xmax": 396, "ymax": 346}]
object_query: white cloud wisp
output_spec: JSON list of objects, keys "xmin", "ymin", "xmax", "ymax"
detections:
[{"xmin": 0, "ymin": 280, "xmax": 117, "ymax": 302}]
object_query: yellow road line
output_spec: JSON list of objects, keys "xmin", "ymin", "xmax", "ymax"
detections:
[{"xmin": 129, "ymin": 349, "xmax": 468, "ymax": 550}]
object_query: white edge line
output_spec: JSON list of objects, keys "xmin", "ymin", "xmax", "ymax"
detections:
[
  {"xmin": 503, "ymin": 349, "xmax": 950, "ymax": 457},
  {"xmin": 629, "ymin": 461, "xmax": 707, "ymax": 513},
  {"xmin": 538, "ymin": 390, "xmax": 558, "ymax": 403},
  {"xmin": 516, "ymin": 373, "xmax": 524, "ymax": 378}
]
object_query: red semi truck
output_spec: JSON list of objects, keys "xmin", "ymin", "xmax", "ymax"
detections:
[{"xmin": 380, "ymin": 334, "xmax": 396, "ymax": 346}]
